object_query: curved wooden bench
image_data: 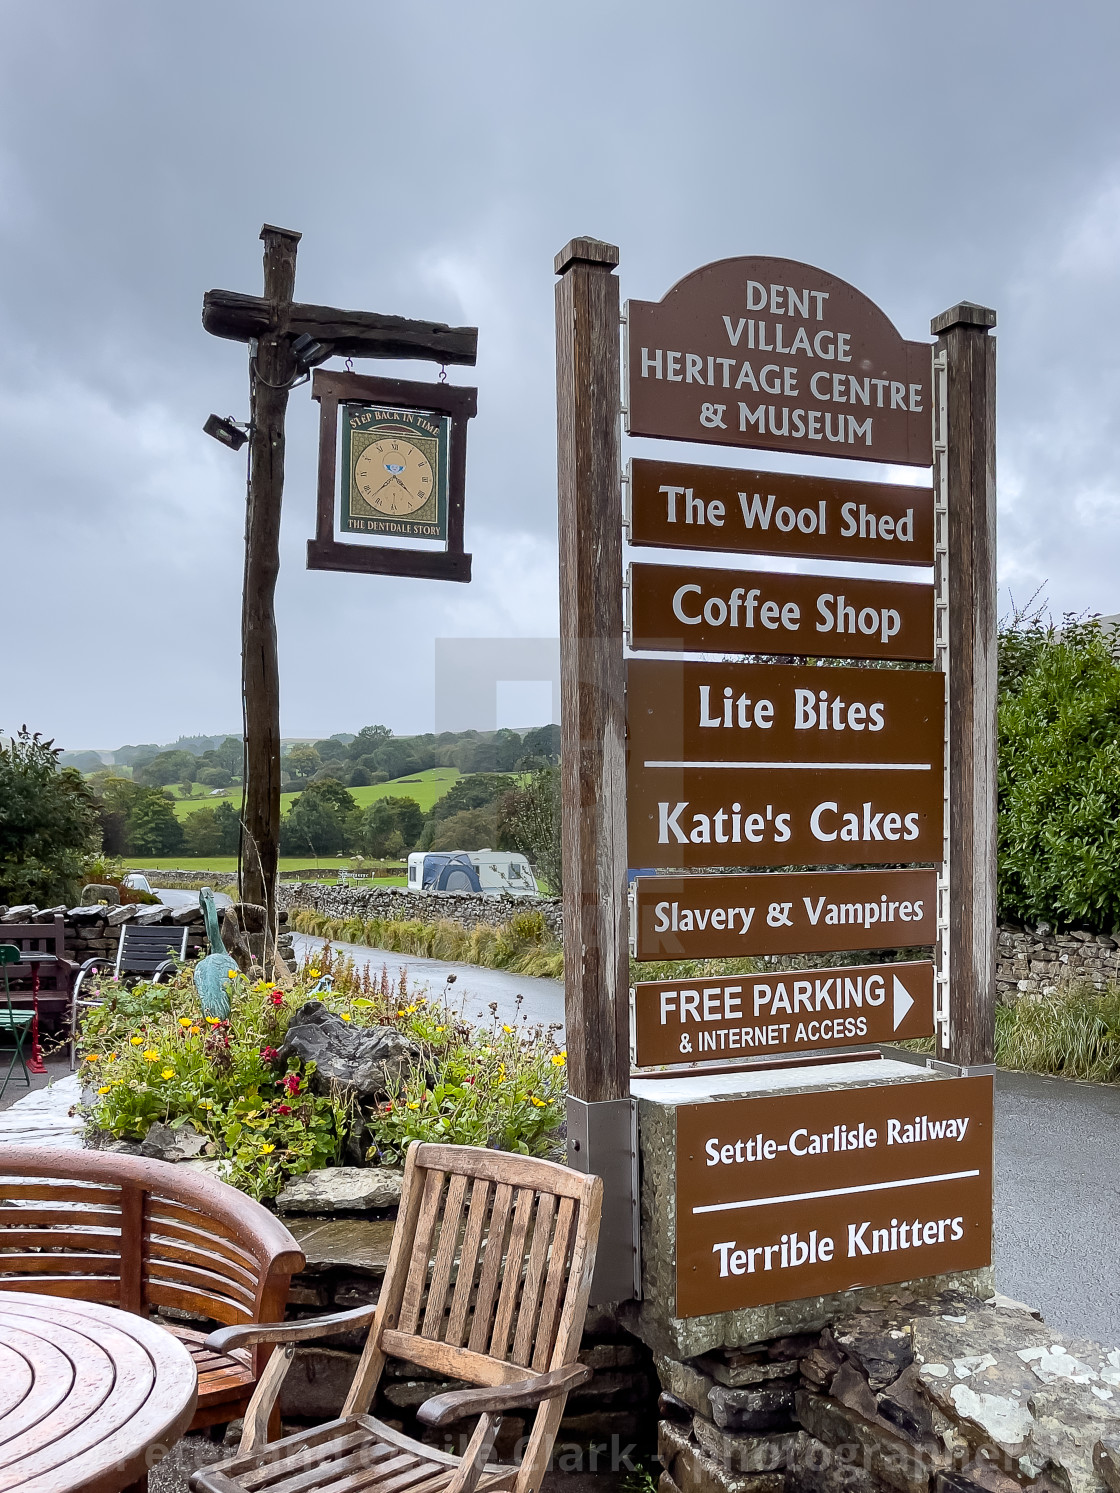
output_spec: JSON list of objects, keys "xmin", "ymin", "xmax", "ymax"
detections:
[{"xmin": 0, "ymin": 1145, "xmax": 305, "ymax": 1433}]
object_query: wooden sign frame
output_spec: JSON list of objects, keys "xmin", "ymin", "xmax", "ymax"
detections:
[{"xmin": 308, "ymin": 368, "xmax": 475, "ymax": 581}]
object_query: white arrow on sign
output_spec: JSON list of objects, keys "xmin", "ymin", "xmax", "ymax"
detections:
[{"xmin": 892, "ymin": 974, "xmax": 915, "ymax": 1031}]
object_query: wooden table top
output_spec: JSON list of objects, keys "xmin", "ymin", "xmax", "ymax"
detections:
[{"xmin": 0, "ymin": 1292, "xmax": 197, "ymax": 1493}]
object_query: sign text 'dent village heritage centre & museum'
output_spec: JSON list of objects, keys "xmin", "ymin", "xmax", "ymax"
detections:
[{"xmin": 606, "ymin": 253, "xmax": 994, "ymax": 1317}]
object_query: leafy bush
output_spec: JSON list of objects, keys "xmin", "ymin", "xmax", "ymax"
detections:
[
  {"xmin": 77, "ymin": 943, "xmax": 566, "ymax": 1197},
  {"xmin": 0, "ymin": 727, "xmax": 100, "ymax": 905},
  {"xmin": 998, "ymin": 612, "xmax": 1120, "ymax": 929},
  {"xmin": 428, "ymin": 807, "xmax": 498, "ymax": 852},
  {"xmin": 498, "ymin": 767, "xmax": 562, "ymax": 893}
]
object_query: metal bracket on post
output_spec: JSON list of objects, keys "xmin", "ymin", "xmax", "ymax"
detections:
[{"xmin": 566, "ymin": 1096, "xmax": 640, "ymax": 1305}]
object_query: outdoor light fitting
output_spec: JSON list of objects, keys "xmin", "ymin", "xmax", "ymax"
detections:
[
  {"xmin": 290, "ymin": 332, "xmax": 329, "ymax": 370},
  {"xmin": 204, "ymin": 413, "xmax": 250, "ymax": 451}
]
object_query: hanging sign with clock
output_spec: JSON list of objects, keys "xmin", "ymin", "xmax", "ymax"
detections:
[
  {"xmin": 342, "ymin": 404, "xmax": 449, "ymax": 541},
  {"xmin": 308, "ymin": 369, "xmax": 475, "ymax": 581}
]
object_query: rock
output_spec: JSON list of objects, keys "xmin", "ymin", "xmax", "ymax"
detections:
[
  {"xmin": 795, "ymin": 1391, "xmax": 941, "ymax": 1493},
  {"xmin": 786, "ymin": 1432, "xmax": 880, "ymax": 1493},
  {"xmin": 1, "ymin": 906, "xmax": 36, "ymax": 922},
  {"xmin": 1095, "ymin": 1436, "xmax": 1120, "ymax": 1493},
  {"xmin": 829, "ymin": 1360, "xmax": 881, "ymax": 1421},
  {"xmin": 656, "ymin": 1356, "xmax": 718, "ymax": 1417},
  {"xmin": 67, "ymin": 905, "xmax": 107, "ymax": 923},
  {"xmin": 279, "ymin": 1348, "xmax": 360, "ymax": 1418},
  {"xmin": 691, "ymin": 1416, "xmax": 800, "ymax": 1473},
  {"xmin": 699, "ymin": 1353, "xmax": 802, "ymax": 1388},
  {"xmin": 171, "ymin": 903, "xmax": 202, "ymax": 924},
  {"xmin": 659, "ymin": 1419, "xmax": 784, "ymax": 1493},
  {"xmin": 275, "ymin": 1166, "xmax": 403, "ymax": 1215},
  {"xmin": 835, "ymin": 1321, "xmax": 916, "ymax": 1389},
  {"xmin": 81, "ymin": 884, "xmax": 120, "ymax": 906},
  {"xmin": 136, "ymin": 904, "xmax": 172, "ymax": 925},
  {"xmin": 33, "ymin": 905, "xmax": 68, "ymax": 921},
  {"xmin": 708, "ymin": 1382, "xmax": 797, "ymax": 1434},
  {"xmin": 108, "ymin": 903, "xmax": 141, "ymax": 926},
  {"xmin": 276, "ymin": 1001, "xmax": 420, "ymax": 1102},
  {"xmin": 285, "ymin": 1217, "xmax": 396, "ymax": 1274},
  {"xmin": 180, "ymin": 1158, "xmax": 233, "ymax": 1182},
  {"xmin": 140, "ymin": 1122, "xmax": 208, "ymax": 1162}
]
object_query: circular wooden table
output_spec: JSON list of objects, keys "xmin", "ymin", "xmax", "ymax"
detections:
[{"xmin": 0, "ymin": 1292, "xmax": 197, "ymax": 1493}]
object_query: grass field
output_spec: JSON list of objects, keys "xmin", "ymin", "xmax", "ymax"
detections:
[
  {"xmin": 121, "ymin": 855, "xmax": 408, "ymax": 886},
  {"xmin": 170, "ymin": 766, "xmax": 461, "ymax": 821}
]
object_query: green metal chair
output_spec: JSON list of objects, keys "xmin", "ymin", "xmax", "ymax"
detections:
[{"xmin": 0, "ymin": 946, "xmax": 33, "ymax": 1095}]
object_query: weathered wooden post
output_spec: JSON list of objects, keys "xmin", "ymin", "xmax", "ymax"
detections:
[
  {"xmin": 241, "ymin": 225, "xmax": 300, "ymax": 936},
  {"xmin": 932, "ymin": 303, "xmax": 998, "ymax": 1069},
  {"xmin": 554, "ymin": 237, "xmax": 637, "ymax": 1302}
]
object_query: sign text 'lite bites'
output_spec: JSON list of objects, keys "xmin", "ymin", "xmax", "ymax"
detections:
[
  {"xmin": 626, "ymin": 256, "xmax": 932, "ymax": 466},
  {"xmin": 633, "ymin": 960, "xmax": 934, "ymax": 1067},
  {"xmin": 629, "ymin": 458, "xmax": 934, "ymax": 567},
  {"xmin": 673, "ymin": 1077, "xmax": 992, "ymax": 1316},
  {"xmin": 632, "ymin": 869, "xmax": 937, "ymax": 961},
  {"xmin": 628, "ymin": 563, "xmax": 934, "ymax": 662}
]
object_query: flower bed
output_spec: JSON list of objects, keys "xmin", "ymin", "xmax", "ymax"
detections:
[{"xmin": 76, "ymin": 946, "xmax": 566, "ymax": 1199}]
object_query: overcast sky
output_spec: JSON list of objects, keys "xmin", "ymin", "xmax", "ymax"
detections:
[{"xmin": 2, "ymin": 2, "xmax": 1119, "ymax": 750}]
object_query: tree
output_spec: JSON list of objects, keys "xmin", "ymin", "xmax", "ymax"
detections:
[
  {"xmin": 428, "ymin": 774, "xmax": 517, "ymax": 825},
  {"xmin": 96, "ymin": 779, "xmax": 185, "ymax": 856},
  {"xmin": 497, "ymin": 767, "xmax": 562, "ymax": 894},
  {"xmin": 521, "ymin": 724, "xmax": 560, "ymax": 764},
  {"xmin": 196, "ymin": 766, "xmax": 232, "ymax": 789},
  {"xmin": 361, "ymin": 797, "xmax": 425, "ymax": 857},
  {"xmin": 280, "ymin": 780, "xmax": 357, "ymax": 857},
  {"xmin": 0, "ymin": 727, "xmax": 100, "ymax": 905},
  {"xmin": 285, "ymin": 744, "xmax": 321, "ymax": 783},
  {"xmin": 183, "ymin": 806, "xmax": 224, "ymax": 856},
  {"xmin": 135, "ymin": 749, "xmax": 198, "ymax": 788},
  {"xmin": 998, "ymin": 612, "xmax": 1120, "ymax": 929},
  {"xmin": 429, "ymin": 807, "xmax": 499, "ymax": 852}
]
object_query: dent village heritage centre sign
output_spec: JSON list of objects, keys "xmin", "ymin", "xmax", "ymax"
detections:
[{"xmin": 554, "ymin": 244, "xmax": 997, "ymax": 1330}]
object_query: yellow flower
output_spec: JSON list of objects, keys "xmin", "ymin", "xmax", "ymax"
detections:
[
  {"xmin": 161, "ymin": 1068, "xmax": 174, "ymax": 1080},
  {"xmin": 502, "ymin": 1024, "xmax": 514, "ymax": 1034},
  {"xmin": 206, "ymin": 1017, "xmax": 221, "ymax": 1026},
  {"xmin": 97, "ymin": 1085, "xmax": 111, "ymax": 1095},
  {"xmin": 260, "ymin": 1143, "xmax": 275, "ymax": 1155},
  {"xmin": 143, "ymin": 1050, "xmax": 159, "ymax": 1062},
  {"xmin": 178, "ymin": 1017, "xmax": 192, "ymax": 1028},
  {"xmin": 308, "ymin": 968, "xmax": 321, "ymax": 979},
  {"xmin": 406, "ymin": 1004, "xmax": 417, "ymax": 1014},
  {"xmin": 105, "ymin": 1053, "xmax": 117, "ymax": 1063},
  {"xmin": 84, "ymin": 1054, "xmax": 100, "ymax": 1063},
  {"xmin": 530, "ymin": 1095, "xmax": 547, "ymax": 1108},
  {"xmin": 130, "ymin": 1036, "xmax": 143, "ymax": 1046},
  {"xmin": 436, "ymin": 1026, "xmax": 445, "ymax": 1033},
  {"xmin": 189, "ymin": 1025, "xmax": 200, "ymax": 1035},
  {"xmin": 200, "ymin": 1099, "xmax": 214, "ymax": 1110},
  {"xmin": 227, "ymin": 969, "xmax": 238, "ymax": 979},
  {"xmin": 340, "ymin": 1012, "xmax": 351, "ymax": 1022},
  {"xmin": 551, "ymin": 1053, "xmax": 566, "ymax": 1067},
  {"xmin": 406, "ymin": 1101, "xmax": 420, "ymax": 1110},
  {"xmin": 498, "ymin": 1063, "xmax": 507, "ymax": 1079}
]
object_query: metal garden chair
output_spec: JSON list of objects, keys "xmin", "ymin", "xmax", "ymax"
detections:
[{"xmin": 0, "ymin": 945, "xmax": 34, "ymax": 1096}]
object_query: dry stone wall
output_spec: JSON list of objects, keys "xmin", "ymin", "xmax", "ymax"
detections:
[
  {"xmin": 278, "ymin": 881, "xmax": 564, "ymax": 939},
  {"xmin": 996, "ymin": 923, "xmax": 1120, "ymax": 1003}
]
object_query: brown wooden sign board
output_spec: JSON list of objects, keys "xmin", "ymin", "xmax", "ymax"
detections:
[
  {"xmin": 309, "ymin": 369, "xmax": 475, "ymax": 581},
  {"xmin": 628, "ymin": 770, "xmax": 942, "ymax": 869},
  {"xmin": 626, "ymin": 256, "xmax": 932, "ymax": 466},
  {"xmin": 628, "ymin": 458, "xmax": 934, "ymax": 566},
  {"xmin": 629, "ymin": 563, "xmax": 934, "ymax": 662},
  {"xmin": 627, "ymin": 660, "xmax": 944, "ymax": 768},
  {"xmin": 674, "ymin": 1076, "xmax": 992, "ymax": 1316},
  {"xmin": 632, "ymin": 868, "xmax": 937, "ymax": 961},
  {"xmin": 633, "ymin": 960, "xmax": 934, "ymax": 1068}
]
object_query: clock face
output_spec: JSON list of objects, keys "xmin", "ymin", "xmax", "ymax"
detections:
[{"xmin": 353, "ymin": 437, "xmax": 434, "ymax": 516}]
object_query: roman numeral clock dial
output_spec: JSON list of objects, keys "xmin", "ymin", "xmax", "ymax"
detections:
[{"xmin": 354, "ymin": 438, "xmax": 434, "ymax": 516}]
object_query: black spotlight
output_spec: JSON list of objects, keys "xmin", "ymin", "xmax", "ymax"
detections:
[
  {"xmin": 291, "ymin": 333, "xmax": 329, "ymax": 370},
  {"xmin": 204, "ymin": 414, "xmax": 249, "ymax": 451}
]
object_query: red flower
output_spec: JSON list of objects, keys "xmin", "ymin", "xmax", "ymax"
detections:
[
  {"xmin": 268, "ymin": 991, "xmax": 284, "ymax": 1007},
  {"xmin": 283, "ymin": 1074, "xmax": 302, "ymax": 1096},
  {"xmin": 259, "ymin": 1046, "xmax": 278, "ymax": 1061},
  {"xmin": 275, "ymin": 1104, "xmax": 292, "ymax": 1116}
]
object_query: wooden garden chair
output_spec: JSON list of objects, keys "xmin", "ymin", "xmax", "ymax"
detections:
[{"xmin": 191, "ymin": 1142, "xmax": 603, "ymax": 1493}]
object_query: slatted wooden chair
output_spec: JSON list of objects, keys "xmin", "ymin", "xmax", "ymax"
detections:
[
  {"xmin": 192, "ymin": 1142, "xmax": 603, "ymax": 1493},
  {"xmin": 0, "ymin": 1145, "xmax": 305, "ymax": 1433}
]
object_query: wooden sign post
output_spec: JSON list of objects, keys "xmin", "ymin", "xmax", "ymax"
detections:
[
  {"xmin": 202, "ymin": 225, "xmax": 477, "ymax": 942},
  {"xmin": 555, "ymin": 239, "xmax": 997, "ymax": 1314}
]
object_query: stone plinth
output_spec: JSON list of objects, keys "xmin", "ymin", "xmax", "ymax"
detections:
[{"xmin": 626, "ymin": 1059, "xmax": 994, "ymax": 1361}]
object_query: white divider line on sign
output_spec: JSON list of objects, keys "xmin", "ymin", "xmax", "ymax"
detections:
[{"xmin": 693, "ymin": 1168, "xmax": 981, "ymax": 1214}]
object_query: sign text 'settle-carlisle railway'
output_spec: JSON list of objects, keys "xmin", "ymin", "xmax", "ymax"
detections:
[
  {"xmin": 628, "ymin": 563, "xmax": 934, "ymax": 662},
  {"xmin": 674, "ymin": 1077, "xmax": 993, "ymax": 1315},
  {"xmin": 628, "ymin": 458, "xmax": 934, "ymax": 567},
  {"xmin": 633, "ymin": 960, "xmax": 934, "ymax": 1067},
  {"xmin": 632, "ymin": 868, "xmax": 938, "ymax": 962},
  {"xmin": 626, "ymin": 256, "xmax": 932, "ymax": 466}
]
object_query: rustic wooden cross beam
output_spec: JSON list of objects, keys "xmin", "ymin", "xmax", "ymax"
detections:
[{"xmin": 202, "ymin": 224, "xmax": 478, "ymax": 947}]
